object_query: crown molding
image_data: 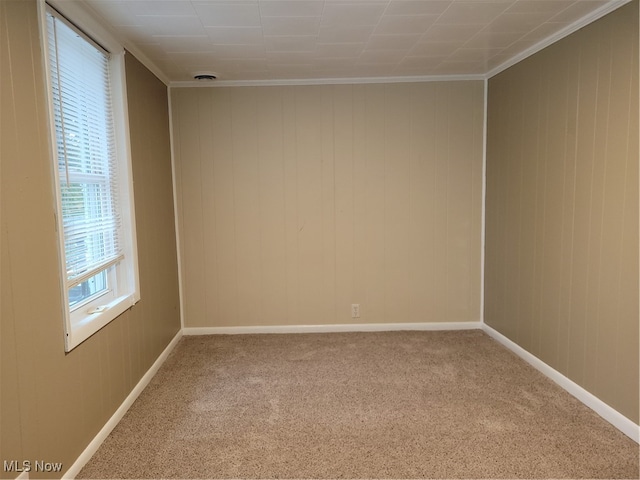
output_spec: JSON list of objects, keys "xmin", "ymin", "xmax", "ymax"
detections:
[
  {"xmin": 120, "ymin": 43, "xmax": 172, "ymax": 87},
  {"xmin": 68, "ymin": 0, "xmax": 630, "ymax": 88},
  {"xmin": 486, "ymin": 0, "xmax": 632, "ymax": 79},
  {"xmin": 170, "ymin": 74, "xmax": 486, "ymax": 88}
]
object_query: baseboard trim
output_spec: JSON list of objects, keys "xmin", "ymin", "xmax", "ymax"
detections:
[
  {"xmin": 62, "ymin": 329, "xmax": 183, "ymax": 479},
  {"xmin": 482, "ymin": 324, "xmax": 639, "ymax": 443},
  {"xmin": 183, "ymin": 321, "xmax": 482, "ymax": 336}
]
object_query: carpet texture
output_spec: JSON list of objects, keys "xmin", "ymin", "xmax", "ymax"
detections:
[{"xmin": 78, "ymin": 331, "xmax": 639, "ymax": 479}]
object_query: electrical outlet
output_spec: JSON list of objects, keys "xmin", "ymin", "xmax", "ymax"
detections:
[{"xmin": 351, "ymin": 304, "xmax": 360, "ymax": 318}]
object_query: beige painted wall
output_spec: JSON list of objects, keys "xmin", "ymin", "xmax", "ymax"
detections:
[
  {"xmin": 0, "ymin": 1, "xmax": 181, "ymax": 477},
  {"xmin": 485, "ymin": 1, "xmax": 639, "ymax": 423},
  {"xmin": 172, "ymin": 82, "xmax": 484, "ymax": 328}
]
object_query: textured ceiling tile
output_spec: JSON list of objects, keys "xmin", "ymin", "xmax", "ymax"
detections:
[
  {"xmin": 87, "ymin": 1, "xmax": 141, "ymax": 26},
  {"xmin": 435, "ymin": 1, "xmax": 512, "ymax": 25},
  {"xmin": 84, "ymin": 0, "xmax": 624, "ymax": 81},
  {"xmin": 192, "ymin": 3, "xmax": 261, "ymax": 27},
  {"xmin": 431, "ymin": 60, "xmax": 486, "ymax": 74},
  {"xmin": 357, "ymin": 50, "xmax": 403, "ymax": 64},
  {"xmin": 261, "ymin": 17, "xmax": 321, "ymax": 36},
  {"xmin": 506, "ymin": 0, "xmax": 574, "ymax": 14},
  {"xmin": 321, "ymin": 3, "xmax": 387, "ymax": 26},
  {"xmin": 266, "ymin": 51, "xmax": 314, "ymax": 62},
  {"xmin": 398, "ymin": 56, "xmax": 447, "ymax": 68},
  {"xmin": 155, "ymin": 36, "xmax": 213, "ymax": 52},
  {"xmin": 366, "ymin": 34, "xmax": 421, "ymax": 50},
  {"xmin": 317, "ymin": 25, "xmax": 375, "ymax": 43},
  {"xmin": 386, "ymin": 0, "xmax": 453, "ymax": 16},
  {"xmin": 315, "ymin": 43, "xmax": 366, "ymax": 58},
  {"xmin": 409, "ymin": 42, "xmax": 460, "ymax": 57},
  {"xmin": 211, "ymin": 58, "xmax": 268, "ymax": 72},
  {"xmin": 374, "ymin": 15, "xmax": 439, "ymax": 35},
  {"xmin": 259, "ymin": 0, "xmax": 325, "ymax": 17},
  {"xmin": 421, "ymin": 24, "xmax": 485, "ymax": 43},
  {"xmin": 351, "ymin": 63, "xmax": 399, "ymax": 76},
  {"xmin": 204, "ymin": 27, "xmax": 264, "ymax": 44},
  {"xmin": 208, "ymin": 44, "xmax": 267, "ymax": 58},
  {"xmin": 486, "ymin": 11, "xmax": 559, "ymax": 33},
  {"xmin": 124, "ymin": 16, "xmax": 206, "ymax": 37},
  {"xmin": 448, "ymin": 47, "xmax": 504, "ymax": 62},
  {"xmin": 265, "ymin": 35, "xmax": 317, "ymax": 52},
  {"xmin": 125, "ymin": 1, "xmax": 197, "ymax": 16},
  {"xmin": 466, "ymin": 30, "xmax": 525, "ymax": 49},
  {"xmin": 135, "ymin": 16, "xmax": 206, "ymax": 36},
  {"xmin": 170, "ymin": 52, "xmax": 218, "ymax": 66},
  {"xmin": 312, "ymin": 57, "xmax": 356, "ymax": 68}
]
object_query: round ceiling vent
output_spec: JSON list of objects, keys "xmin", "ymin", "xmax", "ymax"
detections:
[{"xmin": 193, "ymin": 72, "xmax": 217, "ymax": 81}]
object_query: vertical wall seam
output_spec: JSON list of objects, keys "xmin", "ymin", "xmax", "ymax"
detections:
[
  {"xmin": 294, "ymin": 87, "xmax": 300, "ymax": 324},
  {"xmin": 582, "ymin": 28, "xmax": 601, "ymax": 386},
  {"xmin": 210, "ymin": 90, "xmax": 221, "ymax": 324},
  {"xmin": 229, "ymin": 90, "xmax": 240, "ymax": 326},
  {"xmin": 167, "ymin": 88, "xmax": 185, "ymax": 330},
  {"xmin": 331, "ymin": 87, "xmax": 338, "ymax": 323},
  {"xmin": 592, "ymin": 32, "xmax": 614, "ymax": 391},
  {"xmin": 480, "ymin": 79, "xmax": 488, "ymax": 324},
  {"xmin": 565, "ymin": 43, "xmax": 582, "ymax": 378},
  {"xmin": 255, "ymin": 89, "xmax": 265, "ymax": 325},
  {"xmin": 611, "ymin": 33, "xmax": 635, "ymax": 406},
  {"xmin": 198, "ymin": 92, "xmax": 208, "ymax": 327}
]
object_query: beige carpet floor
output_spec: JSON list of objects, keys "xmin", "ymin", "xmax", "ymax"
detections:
[{"xmin": 78, "ymin": 330, "xmax": 639, "ymax": 479}]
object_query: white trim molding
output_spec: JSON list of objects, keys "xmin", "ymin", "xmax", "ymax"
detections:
[
  {"xmin": 119, "ymin": 43, "xmax": 171, "ymax": 87},
  {"xmin": 47, "ymin": 0, "xmax": 630, "ymax": 88},
  {"xmin": 167, "ymin": 88, "xmax": 185, "ymax": 330},
  {"xmin": 480, "ymin": 78, "xmax": 488, "ymax": 325},
  {"xmin": 62, "ymin": 330, "xmax": 183, "ymax": 479},
  {"xmin": 487, "ymin": 0, "xmax": 632, "ymax": 78},
  {"xmin": 170, "ymin": 74, "xmax": 485, "ymax": 88},
  {"xmin": 482, "ymin": 324, "xmax": 640, "ymax": 443},
  {"xmin": 183, "ymin": 321, "xmax": 482, "ymax": 336}
]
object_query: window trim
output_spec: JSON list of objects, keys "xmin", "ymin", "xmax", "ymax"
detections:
[{"xmin": 39, "ymin": 0, "xmax": 140, "ymax": 352}]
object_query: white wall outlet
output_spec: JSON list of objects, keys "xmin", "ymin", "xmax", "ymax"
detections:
[{"xmin": 351, "ymin": 304, "xmax": 360, "ymax": 318}]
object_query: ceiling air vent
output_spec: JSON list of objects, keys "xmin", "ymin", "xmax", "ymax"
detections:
[{"xmin": 193, "ymin": 72, "xmax": 217, "ymax": 81}]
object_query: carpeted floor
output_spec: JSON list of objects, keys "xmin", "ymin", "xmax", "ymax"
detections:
[{"xmin": 78, "ymin": 330, "xmax": 639, "ymax": 479}]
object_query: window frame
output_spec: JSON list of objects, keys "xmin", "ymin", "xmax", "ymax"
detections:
[{"xmin": 39, "ymin": 0, "xmax": 140, "ymax": 352}]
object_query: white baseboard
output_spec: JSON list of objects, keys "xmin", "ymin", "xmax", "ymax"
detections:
[
  {"xmin": 482, "ymin": 324, "xmax": 639, "ymax": 443},
  {"xmin": 61, "ymin": 321, "xmax": 637, "ymax": 480},
  {"xmin": 62, "ymin": 329, "xmax": 183, "ymax": 479},
  {"xmin": 183, "ymin": 321, "xmax": 482, "ymax": 336}
]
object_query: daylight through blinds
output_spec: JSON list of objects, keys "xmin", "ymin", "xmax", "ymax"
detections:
[{"xmin": 47, "ymin": 9, "xmax": 122, "ymax": 285}]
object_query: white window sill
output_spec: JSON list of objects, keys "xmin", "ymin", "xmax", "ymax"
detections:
[{"xmin": 65, "ymin": 293, "xmax": 138, "ymax": 351}]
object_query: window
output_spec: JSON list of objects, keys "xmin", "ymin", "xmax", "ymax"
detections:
[{"xmin": 42, "ymin": 3, "xmax": 139, "ymax": 351}]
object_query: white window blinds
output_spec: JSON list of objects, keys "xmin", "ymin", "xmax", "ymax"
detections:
[{"xmin": 46, "ymin": 8, "xmax": 122, "ymax": 288}]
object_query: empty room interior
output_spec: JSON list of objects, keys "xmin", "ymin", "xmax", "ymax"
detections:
[{"xmin": 1, "ymin": 0, "xmax": 638, "ymax": 478}]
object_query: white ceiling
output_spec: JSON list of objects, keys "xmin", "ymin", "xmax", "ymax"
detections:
[{"xmin": 83, "ymin": 0, "xmax": 624, "ymax": 84}]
